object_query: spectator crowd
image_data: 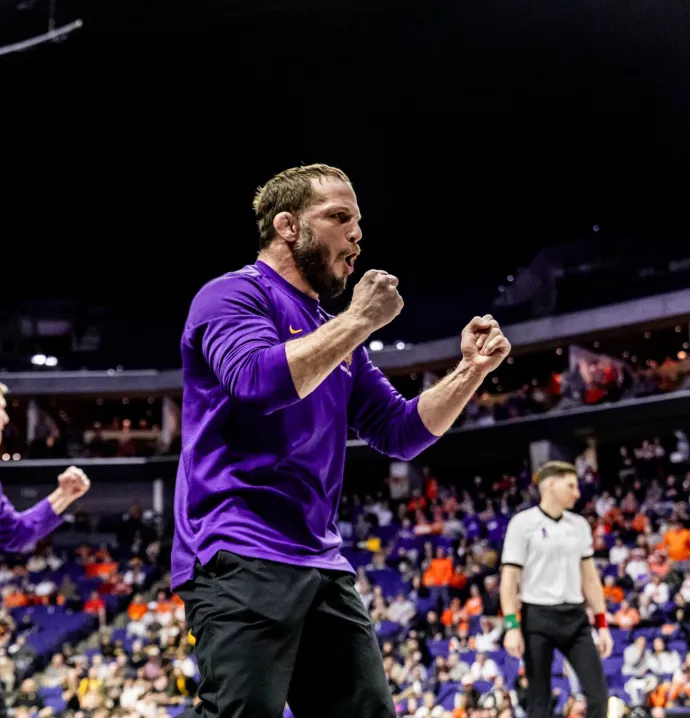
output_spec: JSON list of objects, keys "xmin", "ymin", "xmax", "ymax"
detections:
[{"xmin": 1, "ymin": 433, "xmax": 690, "ymax": 717}]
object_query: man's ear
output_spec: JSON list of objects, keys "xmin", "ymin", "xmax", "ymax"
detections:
[{"xmin": 273, "ymin": 212, "xmax": 299, "ymax": 244}]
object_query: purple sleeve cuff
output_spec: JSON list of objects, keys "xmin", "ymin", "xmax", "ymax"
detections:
[
  {"xmin": 403, "ymin": 395, "xmax": 441, "ymax": 457},
  {"xmin": 21, "ymin": 498, "xmax": 63, "ymax": 539}
]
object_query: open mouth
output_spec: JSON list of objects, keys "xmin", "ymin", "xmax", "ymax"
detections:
[{"xmin": 344, "ymin": 253, "xmax": 358, "ymax": 270}]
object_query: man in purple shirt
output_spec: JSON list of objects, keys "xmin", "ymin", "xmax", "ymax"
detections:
[
  {"xmin": 172, "ymin": 164, "xmax": 511, "ymax": 718},
  {"xmin": 0, "ymin": 384, "xmax": 90, "ymax": 717}
]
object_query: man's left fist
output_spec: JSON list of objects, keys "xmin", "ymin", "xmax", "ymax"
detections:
[
  {"xmin": 57, "ymin": 466, "xmax": 91, "ymax": 500},
  {"xmin": 461, "ymin": 314, "xmax": 511, "ymax": 376}
]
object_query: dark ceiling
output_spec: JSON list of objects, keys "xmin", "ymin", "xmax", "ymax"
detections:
[{"xmin": 2, "ymin": 0, "xmax": 689, "ymax": 320}]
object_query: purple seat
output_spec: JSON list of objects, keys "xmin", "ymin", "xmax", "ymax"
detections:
[{"xmin": 428, "ymin": 640, "xmax": 450, "ymax": 658}]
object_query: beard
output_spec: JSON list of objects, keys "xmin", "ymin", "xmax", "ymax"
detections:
[{"xmin": 292, "ymin": 222, "xmax": 348, "ymax": 300}]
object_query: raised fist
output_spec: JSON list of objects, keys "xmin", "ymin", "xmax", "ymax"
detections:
[
  {"xmin": 57, "ymin": 466, "xmax": 91, "ymax": 500},
  {"xmin": 348, "ymin": 269, "xmax": 404, "ymax": 333}
]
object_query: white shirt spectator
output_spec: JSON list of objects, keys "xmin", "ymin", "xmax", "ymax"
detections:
[
  {"xmin": 371, "ymin": 503, "xmax": 393, "ymax": 527},
  {"xmin": 609, "ymin": 544, "xmax": 630, "ymax": 566},
  {"xmin": 626, "ymin": 559, "xmax": 650, "ymax": 584},
  {"xmin": 470, "ymin": 655, "xmax": 501, "ymax": 681},
  {"xmin": 596, "ymin": 494, "xmax": 616, "ymax": 518},
  {"xmin": 623, "ymin": 641, "xmax": 651, "ymax": 677},
  {"xmin": 474, "ymin": 626, "xmax": 502, "ymax": 653},
  {"xmin": 680, "ymin": 578, "xmax": 690, "ymax": 603},
  {"xmin": 648, "ymin": 651, "xmax": 681, "ymax": 676},
  {"xmin": 34, "ymin": 579, "xmax": 56, "ymax": 597},
  {"xmin": 124, "ymin": 569, "xmax": 146, "ymax": 587},
  {"xmin": 643, "ymin": 580, "xmax": 669, "ymax": 606},
  {"xmin": 386, "ymin": 596, "xmax": 416, "ymax": 626}
]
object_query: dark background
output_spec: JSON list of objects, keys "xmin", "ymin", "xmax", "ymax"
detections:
[{"xmin": 2, "ymin": 0, "xmax": 690, "ymax": 364}]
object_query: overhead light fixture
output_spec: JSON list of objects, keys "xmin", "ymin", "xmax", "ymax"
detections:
[
  {"xmin": 369, "ymin": 340, "xmax": 383, "ymax": 351},
  {"xmin": 31, "ymin": 354, "xmax": 46, "ymax": 366},
  {"xmin": 395, "ymin": 341, "xmax": 406, "ymax": 350},
  {"xmin": 45, "ymin": 356, "xmax": 58, "ymax": 367}
]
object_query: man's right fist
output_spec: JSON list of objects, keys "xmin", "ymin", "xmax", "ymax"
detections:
[{"xmin": 348, "ymin": 269, "xmax": 404, "ymax": 333}]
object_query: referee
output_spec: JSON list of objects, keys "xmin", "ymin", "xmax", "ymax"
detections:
[{"xmin": 500, "ymin": 460, "xmax": 612, "ymax": 718}]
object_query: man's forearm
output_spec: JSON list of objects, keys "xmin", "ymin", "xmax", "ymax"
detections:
[
  {"xmin": 47, "ymin": 488, "xmax": 73, "ymax": 515},
  {"xmin": 285, "ymin": 311, "xmax": 371, "ymax": 399},
  {"xmin": 500, "ymin": 572, "xmax": 521, "ymax": 617},
  {"xmin": 417, "ymin": 360, "xmax": 485, "ymax": 436},
  {"xmin": 582, "ymin": 574, "xmax": 606, "ymax": 614}
]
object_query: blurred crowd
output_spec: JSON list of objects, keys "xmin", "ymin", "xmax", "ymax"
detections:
[
  {"xmin": 460, "ymin": 352, "xmax": 690, "ymax": 429},
  {"xmin": 2, "ymin": 349, "xmax": 690, "ymax": 461},
  {"xmin": 2, "ymin": 432, "xmax": 690, "ymax": 717}
]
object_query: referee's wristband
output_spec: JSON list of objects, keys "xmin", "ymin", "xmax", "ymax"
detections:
[
  {"xmin": 594, "ymin": 613, "xmax": 608, "ymax": 629},
  {"xmin": 503, "ymin": 613, "xmax": 520, "ymax": 631}
]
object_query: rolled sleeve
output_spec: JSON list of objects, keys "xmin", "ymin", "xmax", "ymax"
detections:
[{"xmin": 0, "ymin": 493, "xmax": 62, "ymax": 554}]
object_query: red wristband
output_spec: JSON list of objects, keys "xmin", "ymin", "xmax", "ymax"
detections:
[{"xmin": 594, "ymin": 613, "xmax": 608, "ymax": 629}]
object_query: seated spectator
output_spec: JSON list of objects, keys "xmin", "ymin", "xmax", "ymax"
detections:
[
  {"xmin": 663, "ymin": 520, "xmax": 690, "ymax": 564},
  {"xmin": 613, "ymin": 600, "xmax": 641, "ymax": 629},
  {"xmin": 469, "ymin": 652, "xmax": 501, "ymax": 682},
  {"xmin": 643, "ymin": 575, "xmax": 670, "ymax": 608},
  {"xmin": 603, "ymin": 575, "xmax": 624, "ymax": 604},
  {"xmin": 83, "ymin": 591, "xmax": 106, "ymax": 627},
  {"xmin": 473, "ymin": 618, "xmax": 501, "ymax": 653},
  {"xmin": 648, "ymin": 637, "xmax": 681, "ymax": 676},
  {"xmin": 387, "ymin": 593, "xmax": 417, "ymax": 627}
]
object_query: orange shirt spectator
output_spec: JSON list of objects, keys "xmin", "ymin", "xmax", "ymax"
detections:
[
  {"xmin": 667, "ymin": 681, "xmax": 690, "ymax": 704},
  {"xmin": 423, "ymin": 550, "xmax": 453, "ymax": 587},
  {"xmin": 632, "ymin": 513, "xmax": 650, "ymax": 533},
  {"xmin": 663, "ymin": 525, "xmax": 690, "ymax": 562},
  {"xmin": 464, "ymin": 594, "xmax": 483, "ymax": 617},
  {"xmin": 441, "ymin": 599, "xmax": 465, "ymax": 627},
  {"xmin": 408, "ymin": 493, "xmax": 427, "ymax": 513},
  {"xmin": 613, "ymin": 603, "xmax": 640, "ymax": 629},
  {"xmin": 128, "ymin": 600, "xmax": 148, "ymax": 621},
  {"xmin": 649, "ymin": 683, "xmax": 670, "ymax": 708},
  {"xmin": 603, "ymin": 584, "xmax": 624, "ymax": 604},
  {"xmin": 604, "ymin": 508, "xmax": 623, "ymax": 529},
  {"xmin": 84, "ymin": 593, "xmax": 105, "ymax": 615},
  {"xmin": 426, "ymin": 477, "xmax": 438, "ymax": 502},
  {"xmin": 3, "ymin": 590, "xmax": 28, "ymax": 609},
  {"xmin": 449, "ymin": 567, "xmax": 467, "ymax": 591}
]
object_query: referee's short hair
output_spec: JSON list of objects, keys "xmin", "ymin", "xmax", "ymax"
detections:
[{"xmin": 533, "ymin": 460, "xmax": 577, "ymax": 485}]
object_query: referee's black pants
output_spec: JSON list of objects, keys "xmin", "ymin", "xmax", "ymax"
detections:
[
  {"xmin": 522, "ymin": 603, "xmax": 608, "ymax": 718},
  {"xmin": 176, "ymin": 550, "xmax": 396, "ymax": 718}
]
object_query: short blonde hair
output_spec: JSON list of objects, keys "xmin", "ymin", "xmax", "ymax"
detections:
[
  {"xmin": 533, "ymin": 460, "xmax": 577, "ymax": 484},
  {"xmin": 252, "ymin": 164, "xmax": 351, "ymax": 249}
]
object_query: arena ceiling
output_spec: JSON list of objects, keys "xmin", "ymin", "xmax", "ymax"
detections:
[{"xmin": 2, "ymin": 0, "xmax": 689, "ymax": 313}]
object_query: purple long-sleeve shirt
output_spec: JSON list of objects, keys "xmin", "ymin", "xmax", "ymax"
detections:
[
  {"xmin": 0, "ymin": 488, "xmax": 62, "ymax": 553},
  {"xmin": 171, "ymin": 261, "xmax": 439, "ymax": 589}
]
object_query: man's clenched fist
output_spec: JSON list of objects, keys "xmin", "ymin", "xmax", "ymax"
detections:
[
  {"xmin": 461, "ymin": 314, "xmax": 511, "ymax": 377},
  {"xmin": 348, "ymin": 269, "xmax": 404, "ymax": 333},
  {"xmin": 57, "ymin": 466, "xmax": 91, "ymax": 501}
]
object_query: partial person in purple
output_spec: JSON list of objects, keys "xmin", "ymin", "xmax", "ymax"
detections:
[
  {"xmin": 0, "ymin": 384, "xmax": 91, "ymax": 717},
  {"xmin": 0, "ymin": 384, "xmax": 91, "ymax": 549},
  {"xmin": 171, "ymin": 164, "xmax": 512, "ymax": 718}
]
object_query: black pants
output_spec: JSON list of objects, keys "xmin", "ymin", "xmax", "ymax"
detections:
[
  {"xmin": 176, "ymin": 550, "xmax": 396, "ymax": 718},
  {"xmin": 522, "ymin": 603, "xmax": 608, "ymax": 718}
]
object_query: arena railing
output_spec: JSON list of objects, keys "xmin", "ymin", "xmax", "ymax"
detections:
[{"xmin": 1, "ymin": 288, "xmax": 689, "ymax": 393}]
